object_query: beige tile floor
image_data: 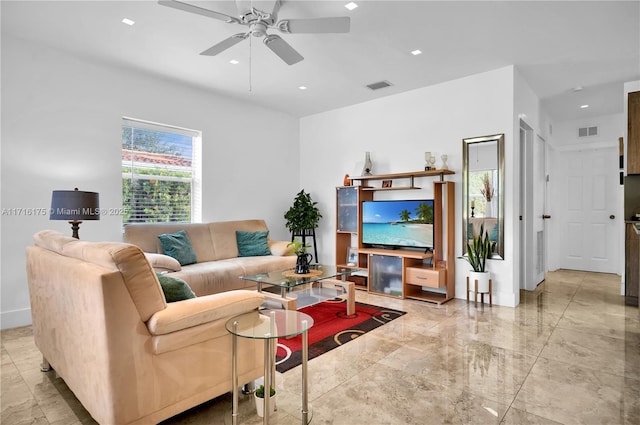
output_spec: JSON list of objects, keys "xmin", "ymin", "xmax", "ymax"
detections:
[{"xmin": 2, "ymin": 270, "xmax": 639, "ymax": 424}]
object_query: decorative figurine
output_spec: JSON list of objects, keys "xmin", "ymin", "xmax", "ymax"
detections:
[{"xmin": 362, "ymin": 152, "xmax": 373, "ymax": 175}]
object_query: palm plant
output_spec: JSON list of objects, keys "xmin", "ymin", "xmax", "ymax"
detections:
[{"xmin": 399, "ymin": 209, "xmax": 411, "ymax": 222}]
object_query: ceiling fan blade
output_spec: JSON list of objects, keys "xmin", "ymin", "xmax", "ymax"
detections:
[
  {"xmin": 263, "ymin": 34, "xmax": 303, "ymax": 65},
  {"xmin": 158, "ymin": 0, "xmax": 240, "ymax": 24},
  {"xmin": 276, "ymin": 17, "xmax": 350, "ymax": 34},
  {"xmin": 200, "ymin": 33, "xmax": 248, "ymax": 56}
]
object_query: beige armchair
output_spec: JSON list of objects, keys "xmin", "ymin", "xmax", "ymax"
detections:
[{"xmin": 26, "ymin": 230, "xmax": 265, "ymax": 425}]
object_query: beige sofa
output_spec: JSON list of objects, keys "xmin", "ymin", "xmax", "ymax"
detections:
[
  {"xmin": 123, "ymin": 219, "xmax": 296, "ymax": 296},
  {"xmin": 26, "ymin": 230, "xmax": 267, "ymax": 425}
]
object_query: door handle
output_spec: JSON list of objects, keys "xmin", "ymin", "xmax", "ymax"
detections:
[
  {"xmin": 542, "ymin": 215, "xmax": 551, "ymax": 219},
  {"xmin": 610, "ymin": 215, "xmax": 615, "ymax": 220}
]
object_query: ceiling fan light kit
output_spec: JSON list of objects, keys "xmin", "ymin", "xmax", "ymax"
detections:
[{"xmin": 159, "ymin": 0, "xmax": 351, "ymax": 65}]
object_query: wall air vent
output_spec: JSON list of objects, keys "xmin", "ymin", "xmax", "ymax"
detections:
[
  {"xmin": 366, "ymin": 80, "xmax": 393, "ymax": 90},
  {"xmin": 578, "ymin": 126, "xmax": 598, "ymax": 137}
]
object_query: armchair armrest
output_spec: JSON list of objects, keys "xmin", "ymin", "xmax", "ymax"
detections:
[{"xmin": 147, "ymin": 290, "xmax": 264, "ymax": 335}]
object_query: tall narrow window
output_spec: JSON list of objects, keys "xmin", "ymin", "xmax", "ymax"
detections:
[{"xmin": 122, "ymin": 118, "xmax": 201, "ymax": 224}]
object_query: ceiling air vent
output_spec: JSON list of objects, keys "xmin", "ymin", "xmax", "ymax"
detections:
[
  {"xmin": 366, "ymin": 80, "xmax": 392, "ymax": 90},
  {"xmin": 578, "ymin": 126, "xmax": 598, "ymax": 137}
]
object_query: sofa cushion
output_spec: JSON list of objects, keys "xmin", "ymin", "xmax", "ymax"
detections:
[
  {"xmin": 158, "ymin": 230, "xmax": 197, "ymax": 266},
  {"xmin": 145, "ymin": 253, "xmax": 182, "ymax": 272},
  {"xmin": 208, "ymin": 220, "xmax": 270, "ymax": 260},
  {"xmin": 268, "ymin": 240, "xmax": 294, "ymax": 256},
  {"xmin": 156, "ymin": 273, "xmax": 196, "ymax": 302},
  {"xmin": 236, "ymin": 230, "xmax": 271, "ymax": 257}
]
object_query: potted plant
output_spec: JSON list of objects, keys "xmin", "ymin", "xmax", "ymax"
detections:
[
  {"xmin": 284, "ymin": 190, "xmax": 322, "ymax": 235},
  {"xmin": 460, "ymin": 223, "xmax": 496, "ymax": 293},
  {"xmin": 254, "ymin": 384, "xmax": 276, "ymax": 418},
  {"xmin": 287, "ymin": 238, "xmax": 313, "ymax": 274}
]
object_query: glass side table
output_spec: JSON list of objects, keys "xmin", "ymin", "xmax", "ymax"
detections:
[{"xmin": 225, "ymin": 310, "xmax": 314, "ymax": 425}]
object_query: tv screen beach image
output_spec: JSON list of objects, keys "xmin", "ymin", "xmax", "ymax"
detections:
[{"xmin": 362, "ymin": 200, "xmax": 434, "ymax": 248}]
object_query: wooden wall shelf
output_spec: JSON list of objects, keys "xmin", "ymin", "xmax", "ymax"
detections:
[{"xmin": 350, "ymin": 170, "xmax": 454, "ymax": 191}]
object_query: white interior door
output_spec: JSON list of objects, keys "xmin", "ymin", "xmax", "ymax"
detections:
[
  {"xmin": 533, "ymin": 135, "xmax": 547, "ymax": 284},
  {"xmin": 520, "ymin": 121, "xmax": 541, "ymax": 290},
  {"xmin": 557, "ymin": 147, "xmax": 619, "ymax": 273}
]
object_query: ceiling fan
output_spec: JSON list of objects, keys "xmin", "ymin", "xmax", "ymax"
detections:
[{"xmin": 158, "ymin": 0, "xmax": 350, "ymax": 65}]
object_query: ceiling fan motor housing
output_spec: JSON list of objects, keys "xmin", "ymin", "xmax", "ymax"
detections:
[{"xmin": 250, "ymin": 22, "xmax": 268, "ymax": 37}]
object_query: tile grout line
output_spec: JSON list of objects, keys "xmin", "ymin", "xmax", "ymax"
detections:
[{"xmin": 499, "ymin": 276, "xmax": 584, "ymax": 424}]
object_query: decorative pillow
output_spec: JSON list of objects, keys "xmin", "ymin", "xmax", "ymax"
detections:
[
  {"xmin": 144, "ymin": 252, "xmax": 182, "ymax": 272},
  {"xmin": 157, "ymin": 230, "xmax": 197, "ymax": 266},
  {"xmin": 236, "ymin": 230, "xmax": 271, "ymax": 257},
  {"xmin": 155, "ymin": 273, "xmax": 196, "ymax": 303}
]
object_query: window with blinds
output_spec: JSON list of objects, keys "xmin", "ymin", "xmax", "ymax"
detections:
[{"xmin": 122, "ymin": 118, "xmax": 201, "ymax": 224}]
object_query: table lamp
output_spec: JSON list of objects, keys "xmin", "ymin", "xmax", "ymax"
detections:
[{"xmin": 50, "ymin": 188, "xmax": 100, "ymax": 239}]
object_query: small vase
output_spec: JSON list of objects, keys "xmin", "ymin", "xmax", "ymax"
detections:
[
  {"xmin": 362, "ymin": 152, "xmax": 373, "ymax": 176},
  {"xmin": 485, "ymin": 200, "xmax": 493, "ymax": 217},
  {"xmin": 295, "ymin": 253, "xmax": 313, "ymax": 274}
]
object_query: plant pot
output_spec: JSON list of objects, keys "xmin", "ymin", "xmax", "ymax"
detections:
[
  {"xmin": 469, "ymin": 271, "xmax": 490, "ymax": 293},
  {"xmin": 254, "ymin": 392, "xmax": 277, "ymax": 418}
]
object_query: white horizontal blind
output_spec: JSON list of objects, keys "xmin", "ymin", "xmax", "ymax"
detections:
[{"xmin": 122, "ymin": 118, "xmax": 200, "ymax": 223}]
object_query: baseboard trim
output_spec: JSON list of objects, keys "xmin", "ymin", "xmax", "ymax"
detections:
[{"xmin": 1, "ymin": 308, "xmax": 32, "ymax": 330}]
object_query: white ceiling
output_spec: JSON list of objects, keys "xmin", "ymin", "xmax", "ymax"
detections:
[{"xmin": 2, "ymin": 0, "xmax": 639, "ymax": 122}]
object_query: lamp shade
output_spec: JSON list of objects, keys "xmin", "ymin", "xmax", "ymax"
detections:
[{"xmin": 50, "ymin": 188, "xmax": 100, "ymax": 221}]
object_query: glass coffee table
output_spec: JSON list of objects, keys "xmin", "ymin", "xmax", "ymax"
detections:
[
  {"xmin": 241, "ymin": 264, "xmax": 361, "ymax": 315},
  {"xmin": 226, "ymin": 310, "xmax": 313, "ymax": 425}
]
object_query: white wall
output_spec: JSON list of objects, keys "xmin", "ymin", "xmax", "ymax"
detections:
[
  {"xmin": 300, "ymin": 66, "xmax": 519, "ymax": 306},
  {"xmin": 0, "ymin": 35, "xmax": 300, "ymax": 329}
]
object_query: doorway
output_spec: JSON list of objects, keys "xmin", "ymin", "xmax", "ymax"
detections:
[
  {"xmin": 555, "ymin": 146, "xmax": 620, "ymax": 273},
  {"xmin": 519, "ymin": 120, "xmax": 547, "ymax": 291}
]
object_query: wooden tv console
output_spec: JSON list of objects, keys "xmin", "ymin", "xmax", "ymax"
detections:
[{"xmin": 335, "ymin": 171, "xmax": 455, "ymax": 304}]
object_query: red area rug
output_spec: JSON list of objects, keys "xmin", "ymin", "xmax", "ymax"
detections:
[{"xmin": 274, "ymin": 299, "xmax": 406, "ymax": 373}]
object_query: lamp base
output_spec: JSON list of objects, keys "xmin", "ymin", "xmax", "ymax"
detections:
[{"xmin": 69, "ymin": 220, "xmax": 83, "ymax": 239}]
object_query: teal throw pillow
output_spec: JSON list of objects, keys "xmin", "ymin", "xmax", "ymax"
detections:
[
  {"xmin": 236, "ymin": 230, "xmax": 271, "ymax": 257},
  {"xmin": 158, "ymin": 230, "xmax": 197, "ymax": 266},
  {"xmin": 156, "ymin": 273, "xmax": 196, "ymax": 303}
]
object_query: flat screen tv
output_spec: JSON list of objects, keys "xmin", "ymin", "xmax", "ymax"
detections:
[{"xmin": 362, "ymin": 199, "xmax": 434, "ymax": 250}]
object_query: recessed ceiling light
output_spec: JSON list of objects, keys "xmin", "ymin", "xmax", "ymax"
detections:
[
  {"xmin": 345, "ymin": 2, "xmax": 358, "ymax": 11},
  {"xmin": 298, "ymin": 86, "xmax": 308, "ymax": 90},
  {"xmin": 121, "ymin": 18, "xmax": 135, "ymax": 26},
  {"xmin": 411, "ymin": 49, "xmax": 422, "ymax": 56},
  {"xmin": 573, "ymin": 86, "xmax": 584, "ymax": 92},
  {"xmin": 229, "ymin": 59, "xmax": 240, "ymax": 65},
  {"xmin": 580, "ymin": 104, "xmax": 590, "ymax": 109}
]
